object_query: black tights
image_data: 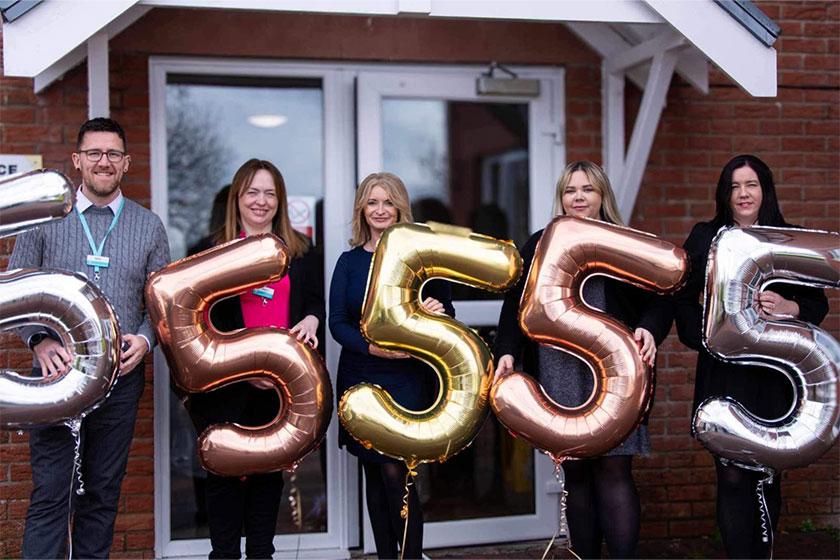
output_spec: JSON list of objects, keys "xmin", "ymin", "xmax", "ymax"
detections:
[
  {"xmin": 362, "ymin": 461, "xmax": 424, "ymax": 559},
  {"xmin": 715, "ymin": 459, "xmax": 781, "ymax": 559},
  {"xmin": 563, "ymin": 456, "xmax": 640, "ymax": 559}
]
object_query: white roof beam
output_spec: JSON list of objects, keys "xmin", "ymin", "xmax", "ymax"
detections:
[
  {"xmin": 87, "ymin": 32, "xmax": 110, "ymax": 119},
  {"xmin": 605, "ymin": 30, "xmax": 686, "ymax": 74},
  {"xmin": 617, "ymin": 48, "xmax": 678, "ymax": 221},
  {"xmin": 643, "ymin": 0, "xmax": 776, "ymax": 96}
]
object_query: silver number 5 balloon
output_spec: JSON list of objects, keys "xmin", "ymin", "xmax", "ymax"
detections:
[
  {"xmin": 0, "ymin": 170, "xmax": 122, "ymax": 429},
  {"xmin": 695, "ymin": 226, "xmax": 840, "ymax": 472}
]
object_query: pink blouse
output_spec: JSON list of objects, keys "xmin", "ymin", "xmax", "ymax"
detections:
[{"xmin": 238, "ymin": 232, "xmax": 292, "ymax": 329}]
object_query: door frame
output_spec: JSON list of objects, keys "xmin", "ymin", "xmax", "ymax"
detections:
[
  {"xmin": 355, "ymin": 66, "xmax": 566, "ymax": 550},
  {"xmin": 149, "ymin": 57, "xmax": 566, "ymax": 557}
]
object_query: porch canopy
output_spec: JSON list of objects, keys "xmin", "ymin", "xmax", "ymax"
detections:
[{"xmin": 1, "ymin": 0, "xmax": 779, "ymax": 221}]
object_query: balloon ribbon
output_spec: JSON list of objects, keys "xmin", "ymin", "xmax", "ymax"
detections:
[
  {"xmin": 399, "ymin": 460, "xmax": 419, "ymax": 560},
  {"xmin": 288, "ymin": 468, "xmax": 303, "ymax": 531},
  {"xmin": 542, "ymin": 459, "xmax": 580, "ymax": 560}
]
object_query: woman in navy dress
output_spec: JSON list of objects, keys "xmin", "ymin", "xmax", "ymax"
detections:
[
  {"xmin": 674, "ymin": 154, "xmax": 828, "ymax": 559},
  {"xmin": 329, "ymin": 172, "xmax": 453, "ymax": 559},
  {"xmin": 495, "ymin": 161, "xmax": 671, "ymax": 559}
]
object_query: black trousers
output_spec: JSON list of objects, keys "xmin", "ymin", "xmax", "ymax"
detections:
[
  {"xmin": 22, "ymin": 368, "xmax": 145, "ymax": 559},
  {"xmin": 205, "ymin": 471, "xmax": 285, "ymax": 559},
  {"xmin": 188, "ymin": 382, "xmax": 284, "ymax": 559}
]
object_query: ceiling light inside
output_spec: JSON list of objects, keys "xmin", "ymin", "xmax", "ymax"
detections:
[{"xmin": 248, "ymin": 114, "xmax": 288, "ymax": 128}]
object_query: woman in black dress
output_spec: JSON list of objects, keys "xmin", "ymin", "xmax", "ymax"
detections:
[
  {"xmin": 674, "ymin": 154, "xmax": 828, "ymax": 559},
  {"xmin": 495, "ymin": 161, "xmax": 671, "ymax": 559},
  {"xmin": 187, "ymin": 159, "xmax": 324, "ymax": 559},
  {"xmin": 329, "ymin": 172, "xmax": 453, "ymax": 559}
]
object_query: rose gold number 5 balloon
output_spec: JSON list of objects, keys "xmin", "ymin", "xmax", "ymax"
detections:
[
  {"xmin": 696, "ymin": 226, "xmax": 840, "ymax": 472},
  {"xmin": 146, "ymin": 234, "xmax": 332, "ymax": 476},
  {"xmin": 339, "ymin": 222, "xmax": 522, "ymax": 465},
  {"xmin": 491, "ymin": 216, "xmax": 688, "ymax": 461}
]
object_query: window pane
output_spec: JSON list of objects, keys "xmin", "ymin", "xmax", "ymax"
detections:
[
  {"xmin": 165, "ymin": 78, "xmax": 327, "ymax": 539},
  {"xmin": 382, "ymin": 99, "xmax": 530, "ymax": 301},
  {"xmin": 382, "ymin": 98, "xmax": 535, "ymax": 520}
]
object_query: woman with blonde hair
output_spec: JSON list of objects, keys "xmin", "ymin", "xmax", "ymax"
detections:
[
  {"xmin": 329, "ymin": 172, "xmax": 453, "ymax": 559},
  {"xmin": 494, "ymin": 160, "xmax": 671, "ymax": 558},
  {"xmin": 187, "ymin": 158, "xmax": 324, "ymax": 558}
]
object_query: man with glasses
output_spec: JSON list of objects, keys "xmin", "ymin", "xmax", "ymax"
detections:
[{"xmin": 9, "ymin": 117, "xmax": 170, "ymax": 558}]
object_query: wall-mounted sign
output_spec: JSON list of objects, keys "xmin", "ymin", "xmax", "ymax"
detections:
[
  {"xmin": 0, "ymin": 155, "xmax": 43, "ymax": 177},
  {"xmin": 288, "ymin": 195, "xmax": 316, "ymax": 242}
]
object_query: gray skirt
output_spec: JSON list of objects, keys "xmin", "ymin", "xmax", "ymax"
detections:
[{"xmin": 536, "ymin": 343, "xmax": 651, "ymax": 457}]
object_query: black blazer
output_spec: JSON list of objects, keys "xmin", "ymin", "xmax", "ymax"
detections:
[
  {"xmin": 495, "ymin": 229, "xmax": 673, "ymax": 380},
  {"xmin": 674, "ymin": 221, "xmax": 829, "ymax": 418}
]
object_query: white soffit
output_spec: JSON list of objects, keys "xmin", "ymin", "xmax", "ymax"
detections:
[
  {"xmin": 644, "ymin": 0, "xmax": 776, "ymax": 96},
  {"xmin": 3, "ymin": 0, "xmax": 774, "ymax": 96}
]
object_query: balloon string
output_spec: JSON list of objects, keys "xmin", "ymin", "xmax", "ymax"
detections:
[
  {"xmin": 542, "ymin": 462, "xmax": 579, "ymax": 560},
  {"xmin": 399, "ymin": 461, "xmax": 418, "ymax": 560},
  {"xmin": 65, "ymin": 417, "xmax": 84, "ymax": 560},
  {"xmin": 756, "ymin": 473, "xmax": 774, "ymax": 558},
  {"xmin": 288, "ymin": 471, "xmax": 303, "ymax": 531}
]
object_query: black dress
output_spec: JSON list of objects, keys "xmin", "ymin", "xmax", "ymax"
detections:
[
  {"xmin": 329, "ymin": 246, "xmax": 454, "ymax": 464},
  {"xmin": 674, "ymin": 221, "xmax": 829, "ymax": 420},
  {"xmin": 494, "ymin": 229, "xmax": 673, "ymax": 450}
]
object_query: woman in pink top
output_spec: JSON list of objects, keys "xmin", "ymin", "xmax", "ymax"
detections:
[{"xmin": 186, "ymin": 159, "xmax": 324, "ymax": 559}]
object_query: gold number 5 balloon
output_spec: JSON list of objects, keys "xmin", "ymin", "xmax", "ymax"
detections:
[
  {"xmin": 696, "ymin": 226, "xmax": 840, "ymax": 472},
  {"xmin": 491, "ymin": 216, "xmax": 688, "ymax": 462},
  {"xmin": 145, "ymin": 234, "xmax": 333, "ymax": 476},
  {"xmin": 339, "ymin": 222, "xmax": 522, "ymax": 465}
]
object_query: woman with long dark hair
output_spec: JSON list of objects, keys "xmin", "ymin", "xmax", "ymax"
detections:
[
  {"xmin": 495, "ymin": 160, "xmax": 671, "ymax": 558},
  {"xmin": 187, "ymin": 159, "xmax": 324, "ymax": 558},
  {"xmin": 674, "ymin": 154, "xmax": 829, "ymax": 558}
]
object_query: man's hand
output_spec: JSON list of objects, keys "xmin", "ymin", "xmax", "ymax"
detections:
[
  {"xmin": 120, "ymin": 334, "xmax": 148, "ymax": 375},
  {"xmin": 32, "ymin": 338, "xmax": 73, "ymax": 378}
]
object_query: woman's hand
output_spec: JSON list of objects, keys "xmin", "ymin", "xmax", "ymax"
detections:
[
  {"xmin": 420, "ymin": 297, "xmax": 445, "ymax": 314},
  {"xmin": 290, "ymin": 315, "xmax": 319, "ymax": 348},
  {"xmin": 369, "ymin": 344, "xmax": 409, "ymax": 359},
  {"xmin": 757, "ymin": 291, "xmax": 799, "ymax": 319},
  {"xmin": 494, "ymin": 354, "xmax": 514, "ymax": 379},
  {"xmin": 634, "ymin": 327, "xmax": 656, "ymax": 367}
]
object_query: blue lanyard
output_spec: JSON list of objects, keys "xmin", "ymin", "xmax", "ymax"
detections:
[{"xmin": 76, "ymin": 198, "xmax": 125, "ymax": 272}]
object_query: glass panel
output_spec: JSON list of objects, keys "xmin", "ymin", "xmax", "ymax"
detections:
[
  {"xmin": 417, "ymin": 327, "xmax": 535, "ymax": 522},
  {"xmin": 165, "ymin": 77, "xmax": 327, "ymax": 540},
  {"xmin": 382, "ymin": 99, "xmax": 530, "ymax": 301},
  {"xmin": 382, "ymin": 99, "xmax": 535, "ymax": 520}
]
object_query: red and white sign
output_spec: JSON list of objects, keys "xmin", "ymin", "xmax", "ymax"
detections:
[{"xmin": 288, "ymin": 196, "xmax": 316, "ymax": 242}]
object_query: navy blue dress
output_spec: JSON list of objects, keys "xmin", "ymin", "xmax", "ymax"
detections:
[{"xmin": 329, "ymin": 246, "xmax": 454, "ymax": 464}]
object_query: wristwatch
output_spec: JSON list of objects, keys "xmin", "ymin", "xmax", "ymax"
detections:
[{"xmin": 28, "ymin": 332, "xmax": 49, "ymax": 350}]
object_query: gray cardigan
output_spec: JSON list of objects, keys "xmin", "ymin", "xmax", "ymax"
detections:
[{"xmin": 8, "ymin": 195, "xmax": 170, "ymax": 351}]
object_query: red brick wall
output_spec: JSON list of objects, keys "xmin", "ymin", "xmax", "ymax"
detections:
[{"xmin": 1, "ymin": 1, "xmax": 838, "ymax": 555}]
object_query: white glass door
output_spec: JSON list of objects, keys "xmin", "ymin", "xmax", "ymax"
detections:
[
  {"xmin": 150, "ymin": 57, "xmax": 357, "ymax": 559},
  {"xmin": 356, "ymin": 67, "xmax": 566, "ymax": 550}
]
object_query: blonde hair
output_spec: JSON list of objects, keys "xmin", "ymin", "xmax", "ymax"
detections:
[
  {"xmin": 218, "ymin": 158, "xmax": 309, "ymax": 258},
  {"xmin": 349, "ymin": 172, "xmax": 413, "ymax": 247},
  {"xmin": 553, "ymin": 160, "xmax": 623, "ymax": 225}
]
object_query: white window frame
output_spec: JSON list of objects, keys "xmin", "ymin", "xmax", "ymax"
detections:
[{"xmin": 150, "ymin": 57, "xmax": 566, "ymax": 558}]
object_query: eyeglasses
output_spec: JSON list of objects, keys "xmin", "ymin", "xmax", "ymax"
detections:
[{"xmin": 78, "ymin": 149, "xmax": 126, "ymax": 163}]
